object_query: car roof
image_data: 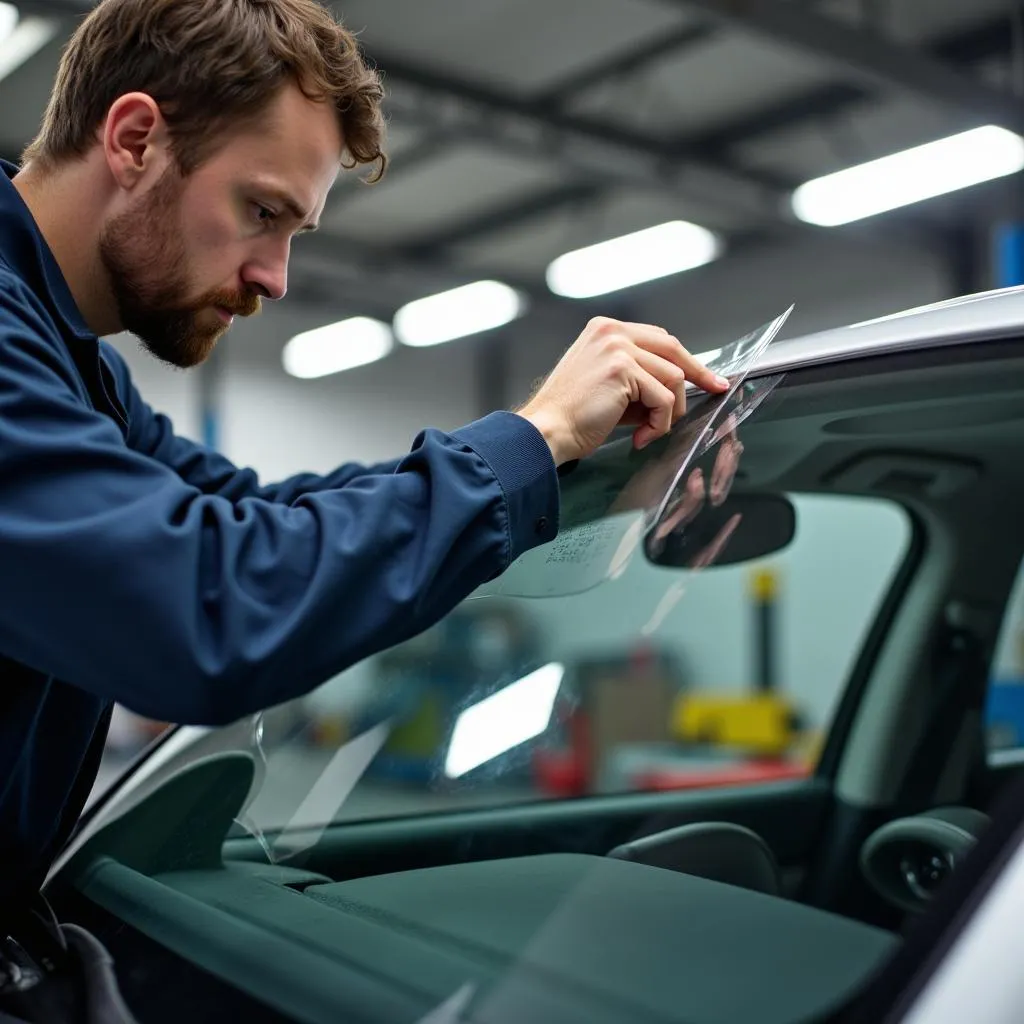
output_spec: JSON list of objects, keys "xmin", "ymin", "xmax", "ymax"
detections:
[{"xmin": 716, "ymin": 285, "xmax": 1024, "ymax": 379}]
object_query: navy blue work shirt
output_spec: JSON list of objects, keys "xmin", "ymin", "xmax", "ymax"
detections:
[{"xmin": 0, "ymin": 161, "xmax": 560, "ymax": 906}]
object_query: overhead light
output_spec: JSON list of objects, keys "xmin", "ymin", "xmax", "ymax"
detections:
[
  {"xmin": 444, "ymin": 663, "xmax": 564, "ymax": 778},
  {"xmin": 0, "ymin": 8, "xmax": 59, "ymax": 84},
  {"xmin": 792, "ymin": 125, "xmax": 1024, "ymax": 227},
  {"xmin": 393, "ymin": 280, "xmax": 525, "ymax": 347},
  {"xmin": 282, "ymin": 316, "xmax": 393, "ymax": 379},
  {"xmin": 0, "ymin": 4, "xmax": 17, "ymax": 44},
  {"xmin": 546, "ymin": 220, "xmax": 721, "ymax": 299}
]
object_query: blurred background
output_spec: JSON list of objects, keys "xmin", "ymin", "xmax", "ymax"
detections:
[{"xmin": 5, "ymin": 0, "xmax": 1024, "ymax": 810}]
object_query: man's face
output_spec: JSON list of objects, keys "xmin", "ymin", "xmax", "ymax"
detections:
[{"xmin": 100, "ymin": 83, "xmax": 342, "ymax": 368}]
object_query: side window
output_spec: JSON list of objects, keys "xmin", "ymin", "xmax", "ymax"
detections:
[
  {"xmin": 238, "ymin": 493, "xmax": 913, "ymax": 834},
  {"xmin": 987, "ymin": 563, "xmax": 1024, "ymax": 756}
]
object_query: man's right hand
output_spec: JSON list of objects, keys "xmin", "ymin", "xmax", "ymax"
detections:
[{"xmin": 517, "ymin": 317, "xmax": 729, "ymax": 466}]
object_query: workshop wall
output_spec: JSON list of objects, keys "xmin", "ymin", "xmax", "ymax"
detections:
[
  {"xmin": 107, "ymin": 303, "xmax": 481, "ymax": 479},
  {"xmin": 105, "ymin": 332, "xmax": 199, "ymax": 439},
  {"xmin": 217, "ymin": 350, "xmax": 479, "ymax": 481}
]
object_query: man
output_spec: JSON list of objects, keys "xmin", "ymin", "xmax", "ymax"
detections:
[{"xmin": 0, "ymin": 0, "xmax": 728, "ymax": 912}]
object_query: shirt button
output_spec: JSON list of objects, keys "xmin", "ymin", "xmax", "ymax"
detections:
[{"xmin": 535, "ymin": 516, "xmax": 549, "ymax": 534}]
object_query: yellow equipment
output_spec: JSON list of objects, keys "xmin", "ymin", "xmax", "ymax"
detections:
[
  {"xmin": 671, "ymin": 567, "xmax": 802, "ymax": 758},
  {"xmin": 672, "ymin": 692, "xmax": 797, "ymax": 758}
]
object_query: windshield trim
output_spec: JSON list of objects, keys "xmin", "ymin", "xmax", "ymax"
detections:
[{"xmin": 689, "ymin": 298, "xmax": 1024, "ymax": 387}]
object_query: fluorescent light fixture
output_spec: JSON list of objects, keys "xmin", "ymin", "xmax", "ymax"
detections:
[
  {"xmin": 0, "ymin": 4, "xmax": 17, "ymax": 44},
  {"xmin": 444, "ymin": 663, "xmax": 564, "ymax": 778},
  {"xmin": 282, "ymin": 316, "xmax": 393, "ymax": 379},
  {"xmin": 546, "ymin": 220, "xmax": 721, "ymax": 299},
  {"xmin": 0, "ymin": 10, "xmax": 59, "ymax": 84},
  {"xmin": 393, "ymin": 280, "xmax": 525, "ymax": 347},
  {"xmin": 792, "ymin": 125, "xmax": 1024, "ymax": 227}
]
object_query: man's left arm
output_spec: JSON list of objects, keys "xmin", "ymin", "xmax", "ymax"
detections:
[{"xmin": 102, "ymin": 343, "xmax": 401, "ymax": 502}]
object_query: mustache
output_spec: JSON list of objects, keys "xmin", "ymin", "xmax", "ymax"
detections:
[{"xmin": 200, "ymin": 290, "xmax": 263, "ymax": 318}]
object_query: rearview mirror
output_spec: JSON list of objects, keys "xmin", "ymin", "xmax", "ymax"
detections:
[{"xmin": 648, "ymin": 493, "xmax": 796, "ymax": 569}]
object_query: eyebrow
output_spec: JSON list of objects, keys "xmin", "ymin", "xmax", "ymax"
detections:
[{"xmin": 262, "ymin": 186, "xmax": 319, "ymax": 233}]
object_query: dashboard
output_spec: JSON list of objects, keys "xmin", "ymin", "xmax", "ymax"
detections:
[{"xmin": 75, "ymin": 849, "xmax": 894, "ymax": 1024}]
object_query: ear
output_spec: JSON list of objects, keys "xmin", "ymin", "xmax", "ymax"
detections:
[{"xmin": 102, "ymin": 92, "xmax": 173, "ymax": 190}]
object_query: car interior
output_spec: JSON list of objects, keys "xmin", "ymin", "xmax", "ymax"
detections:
[{"xmin": 45, "ymin": 336, "xmax": 1024, "ymax": 1024}]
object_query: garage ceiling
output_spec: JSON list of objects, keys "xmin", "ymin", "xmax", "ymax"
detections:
[{"xmin": 3, "ymin": 0, "xmax": 1023, "ymax": 317}]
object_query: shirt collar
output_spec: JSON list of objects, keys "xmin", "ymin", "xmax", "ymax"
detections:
[{"xmin": 0, "ymin": 160, "xmax": 94, "ymax": 341}]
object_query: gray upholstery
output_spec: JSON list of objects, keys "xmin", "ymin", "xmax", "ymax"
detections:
[
  {"xmin": 82, "ymin": 852, "xmax": 896, "ymax": 1023},
  {"xmin": 607, "ymin": 821, "xmax": 783, "ymax": 895},
  {"xmin": 304, "ymin": 853, "xmax": 894, "ymax": 1024}
]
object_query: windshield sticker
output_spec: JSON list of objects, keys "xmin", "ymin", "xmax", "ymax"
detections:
[{"xmin": 471, "ymin": 509, "xmax": 645, "ymax": 600}]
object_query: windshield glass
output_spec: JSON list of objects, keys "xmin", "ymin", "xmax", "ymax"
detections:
[
  {"xmin": 80, "ymin": 337, "xmax": 928, "ymax": 864},
  {"xmin": 231, "ymin": 373, "xmax": 910, "ymax": 862},
  {"xmin": 58, "ymin": 327, "xmax": 1024, "ymax": 1024},
  {"xmin": 72, "ymin": 336, "xmax": 1024, "ymax": 1024}
]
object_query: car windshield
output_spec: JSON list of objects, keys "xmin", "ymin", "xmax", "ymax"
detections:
[
  {"xmin": 81, "ymin": 324, "xmax": 943, "ymax": 861},
  {"xmin": 60, "ymin": 332, "xmax": 1024, "ymax": 1024},
  {"xmin": 231, "ymin": 369, "xmax": 913, "ymax": 856}
]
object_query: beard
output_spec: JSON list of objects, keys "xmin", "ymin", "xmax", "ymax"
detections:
[{"xmin": 98, "ymin": 167, "xmax": 261, "ymax": 368}]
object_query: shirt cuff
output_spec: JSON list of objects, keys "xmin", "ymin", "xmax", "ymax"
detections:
[{"xmin": 450, "ymin": 411, "xmax": 560, "ymax": 563}]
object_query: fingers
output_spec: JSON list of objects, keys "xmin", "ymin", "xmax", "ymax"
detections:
[
  {"xmin": 632, "ymin": 347, "xmax": 689, "ymax": 422},
  {"xmin": 523, "ymin": 316, "xmax": 727, "ymax": 465},
  {"xmin": 613, "ymin": 321, "xmax": 730, "ymax": 395},
  {"xmin": 667, "ymin": 344, "xmax": 731, "ymax": 396},
  {"xmin": 631, "ymin": 367, "xmax": 677, "ymax": 450}
]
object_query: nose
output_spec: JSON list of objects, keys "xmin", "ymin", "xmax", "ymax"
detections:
[{"xmin": 242, "ymin": 242, "xmax": 289, "ymax": 302}]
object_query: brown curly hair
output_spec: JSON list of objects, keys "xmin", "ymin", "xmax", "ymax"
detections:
[{"xmin": 22, "ymin": 0, "xmax": 387, "ymax": 180}]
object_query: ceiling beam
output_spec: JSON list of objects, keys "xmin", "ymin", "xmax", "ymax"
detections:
[
  {"xmin": 678, "ymin": 13, "xmax": 1021, "ymax": 157},
  {"xmin": 376, "ymin": 53, "xmax": 793, "ymax": 228},
  {"xmin": 327, "ymin": 133, "xmax": 451, "ymax": 209},
  {"xmin": 401, "ymin": 182, "xmax": 602, "ymax": 257},
  {"xmin": 15, "ymin": 0, "xmax": 959, "ymax": 297},
  {"xmin": 662, "ymin": 0, "xmax": 1024, "ymax": 134},
  {"xmin": 680, "ymin": 82, "xmax": 864, "ymax": 157},
  {"xmin": 337, "ymin": 31, "xmax": 724, "ymax": 211},
  {"xmin": 290, "ymin": 229, "xmax": 566, "ymax": 314},
  {"xmin": 19, "ymin": 0, "xmax": 797, "ymax": 226},
  {"xmin": 531, "ymin": 0, "xmax": 830, "ymax": 110},
  {"xmin": 381, "ymin": 9, "xmax": 1015, "ymax": 267},
  {"xmin": 532, "ymin": 21, "xmax": 715, "ymax": 109},
  {"xmin": 29, "ymin": 0, "xmax": 1023, "ymax": 144}
]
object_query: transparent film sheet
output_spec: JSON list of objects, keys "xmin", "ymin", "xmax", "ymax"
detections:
[
  {"xmin": 472, "ymin": 307, "xmax": 793, "ymax": 599},
  {"xmin": 644, "ymin": 373, "xmax": 785, "ymax": 567},
  {"xmin": 646, "ymin": 372, "xmax": 785, "ymax": 552}
]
